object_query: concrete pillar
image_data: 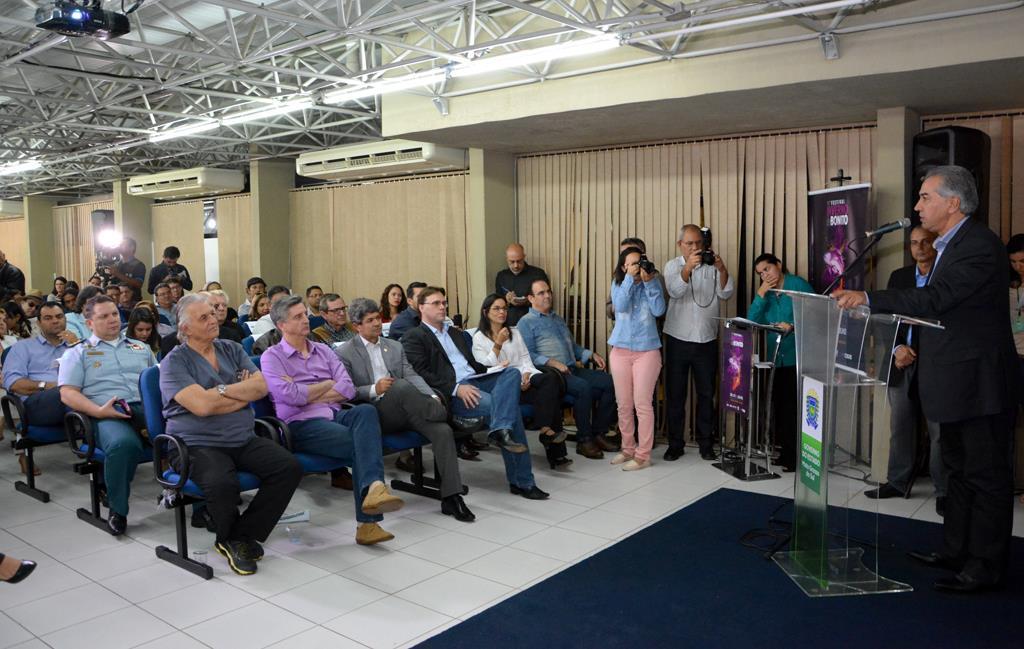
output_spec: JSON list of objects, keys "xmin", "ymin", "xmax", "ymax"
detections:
[
  {"xmin": 467, "ymin": 148, "xmax": 517, "ymax": 319},
  {"xmin": 23, "ymin": 195, "xmax": 58, "ymax": 292},
  {"xmin": 113, "ymin": 179, "xmax": 154, "ymax": 292},
  {"xmin": 869, "ymin": 106, "xmax": 921, "ymax": 481},
  {"xmin": 250, "ymin": 159, "xmax": 294, "ymax": 287}
]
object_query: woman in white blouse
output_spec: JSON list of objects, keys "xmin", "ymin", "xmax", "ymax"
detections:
[{"xmin": 472, "ymin": 294, "xmax": 571, "ymax": 470}]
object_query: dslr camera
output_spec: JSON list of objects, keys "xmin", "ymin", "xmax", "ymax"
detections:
[
  {"xmin": 95, "ymin": 249, "xmax": 121, "ymax": 280},
  {"xmin": 638, "ymin": 254, "xmax": 657, "ymax": 275},
  {"xmin": 699, "ymin": 227, "xmax": 716, "ymax": 266}
]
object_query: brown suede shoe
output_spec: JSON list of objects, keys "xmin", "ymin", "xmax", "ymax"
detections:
[
  {"xmin": 355, "ymin": 522, "xmax": 394, "ymax": 546},
  {"xmin": 330, "ymin": 468, "xmax": 353, "ymax": 490},
  {"xmin": 361, "ymin": 481, "xmax": 405, "ymax": 515},
  {"xmin": 576, "ymin": 440, "xmax": 604, "ymax": 459},
  {"xmin": 594, "ymin": 435, "xmax": 620, "ymax": 452}
]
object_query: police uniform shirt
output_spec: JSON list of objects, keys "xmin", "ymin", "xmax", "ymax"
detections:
[{"xmin": 58, "ymin": 334, "xmax": 156, "ymax": 405}]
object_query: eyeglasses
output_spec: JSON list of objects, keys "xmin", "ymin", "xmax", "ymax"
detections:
[
  {"xmin": 489, "ymin": 306, "xmax": 508, "ymax": 312},
  {"xmin": 424, "ymin": 300, "xmax": 448, "ymax": 307},
  {"xmin": 325, "ymin": 307, "xmax": 348, "ymax": 313}
]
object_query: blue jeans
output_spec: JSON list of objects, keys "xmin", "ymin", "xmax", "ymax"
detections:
[
  {"xmin": 288, "ymin": 404, "xmax": 385, "ymax": 523},
  {"xmin": 565, "ymin": 367, "xmax": 616, "ymax": 441},
  {"xmin": 451, "ymin": 367, "xmax": 535, "ymax": 489},
  {"xmin": 95, "ymin": 414, "xmax": 146, "ymax": 516}
]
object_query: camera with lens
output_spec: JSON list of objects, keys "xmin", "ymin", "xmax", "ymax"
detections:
[
  {"xmin": 95, "ymin": 249, "xmax": 121, "ymax": 280},
  {"xmin": 638, "ymin": 254, "xmax": 657, "ymax": 275},
  {"xmin": 699, "ymin": 227, "xmax": 716, "ymax": 266}
]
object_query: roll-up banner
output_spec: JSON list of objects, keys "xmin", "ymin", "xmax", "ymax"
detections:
[{"xmin": 807, "ymin": 183, "xmax": 872, "ymax": 293}]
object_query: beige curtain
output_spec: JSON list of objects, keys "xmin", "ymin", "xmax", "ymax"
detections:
[
  {"xmin": 215, "ymin": 194, "xmax": 254, "ymax": 310},
  {"xmin": 290, "ymin": 173, "xmax": 471, "ymax": 316},
  {"xmin": 52, "ymin": 200, "xmax": 111, "ymax": 284},
  {"xmin": 517, "ymin": 128, "xmax": 876, "ymax": 357},
  {"xmin": 152, "ymin": 200, "xmax": 207, "ymax": 293},
  {"xmin": 0, "ymin": 217, "xmax": 28, "ymax": 286}
]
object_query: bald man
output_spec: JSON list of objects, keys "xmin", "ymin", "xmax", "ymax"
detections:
[
  {"xmin": 0, "ymin": 250, "xmax": 26, "ymax": 297},
  {"xmin": 495, "ymin": 244, "xmax": 548, "ymax": 326}
]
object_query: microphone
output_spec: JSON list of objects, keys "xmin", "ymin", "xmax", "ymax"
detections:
[{"xmin": 865, "ymin": 218, "xmax": 911, "ymax": 238}]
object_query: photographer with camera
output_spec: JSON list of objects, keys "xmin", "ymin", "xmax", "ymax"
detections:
[
  {"xmin": 663, "ymin": 224, "xmax": 734, "ymax": 462},
  {"xmin": 99, "ymin": 237, "xmax": 146, "ymax": 302},
  {"xmin": 607, "ymin": 247, "xmax": 665, "ymax": 471}
]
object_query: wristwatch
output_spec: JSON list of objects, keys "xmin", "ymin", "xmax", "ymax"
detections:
[
  {"xmin": 217, "ymin": 384, "xmax": 227, "ymax": 396},
  {"xmin": 38, "ymin": 381, "xmax": 46, "ymax": 390}
]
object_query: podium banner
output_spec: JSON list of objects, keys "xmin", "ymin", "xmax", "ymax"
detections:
[
  {"xmin": 807, "ymin": 184, "xmax": 871, "ymax": 293},
  {"xmin": 799, "ymin": 376, "xmax": 825, "ymax": 494},
  {"xmin": 719, "ymin": 328, "xmax": 753, "ymax": 415}
]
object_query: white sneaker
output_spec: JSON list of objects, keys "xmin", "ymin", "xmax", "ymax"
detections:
[
  {"xmin": 622, "ymin": 458, "xmax": 651, "ymax": 471},
  {"xmin": 610, "ymin": 453, "xmax": 633, "ymax": 465}
]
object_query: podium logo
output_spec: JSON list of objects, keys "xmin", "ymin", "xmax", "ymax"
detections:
[{"xmin": 804, "ymin": 390, "xmax": 820, "ymax": 430}]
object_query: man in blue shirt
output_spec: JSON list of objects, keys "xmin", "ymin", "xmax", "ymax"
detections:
[
  {"xmin": 3, "ymin": 302, "xmax": 79, "ymax": 475},
  {"xmin": 518, "ymin": 279, "xmax": 618, "ymax": 459},
  {"xmin": 59, "ymin": 295, "xmax": 155, "ymax": 535}
]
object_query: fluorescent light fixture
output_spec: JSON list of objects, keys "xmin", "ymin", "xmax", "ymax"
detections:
[
  {"xmin": 450, "ymin": 36, "xmax": 620, "ymax": 78},
  {"xmin": 0, "ymin": 159, "xmax": 43, "ymax": 176},
  {"xmin": 323, "ymin": 69, "xmax": 447, "ymax": 105},
  {"xmin": 221, "ymin": 98, "xmax": 314, "ymax": 126},
  {"xmin": 148, "ymin": 120, "xmax": 220, "ymax": 143}
]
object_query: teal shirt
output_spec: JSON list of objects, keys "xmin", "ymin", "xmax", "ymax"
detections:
[
  {"xmin": 58, "ymin": 333, "xmax": 156, "ymax": 405},
  {"xmin": 747, "ymin": 274, "xmax": 814, "ymax": 367}
]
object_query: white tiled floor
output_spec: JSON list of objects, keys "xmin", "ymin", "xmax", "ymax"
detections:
[{"xmin": 1, "ymin": 438, "xmax": 1022, "ymax": 649}]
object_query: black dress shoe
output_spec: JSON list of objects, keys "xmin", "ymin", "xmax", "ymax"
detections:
[
  {"xmin": 663, "ymin": 447, "xmax": 685, "ymax": 462},
  {"xmin": 907, "ymin": 551, "xmax": 962, "ymax": 572},
  {"xmin": 456, "ymin": 443, "xmax": 480, "ymax": 461},
  {"xmin": 441, "ymin": 494, "xmax": 476, "ymax": 522},
  {"xmin": 933, "ymin": 572, "xmax": 998, "ymax": 594},
  {"xmin": 488, "ymin": 429, "xmax": 528, "ymax": 453},
  {"xmin": 1, "ymin": 560, "xmax": 37, "ymax": 584},
  {"xmin": 549, "ymin": 456, "xmax": 573, "ymax": 470},
  {"xmin": 935, "ymin": 496, "xmax": 946, "ymax": 517},
  {"xmin": 509, "ymin": 484, "xmax": 550, "ymax": 500},
  {"xmin": 107, "ymin": 512, "xmax": 127, "ymax": 536},
  {"xmin": 464, "ymin": 438, "xmax": 490, "ymax": 451},
  {"xmin": 700, "ymin": 449, "xmax": 718, "ymax": 461},
  {"xmin": 576, "ymin": 440, "xmax": 604, "ymax": 459},
  {"xmin": 864, "ymin": 483, "xmax": 905, "ymax": 499}
]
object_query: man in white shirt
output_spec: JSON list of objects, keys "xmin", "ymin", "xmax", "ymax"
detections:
[
  {"xmin": 337, "ymin": 298, "xmax": 473, "ymax": 521},
  {"xmin": 663, "ymin": 224, "xmax": 734, "ymax": 461}
]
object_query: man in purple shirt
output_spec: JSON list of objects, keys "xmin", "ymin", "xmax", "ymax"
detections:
[{"xmin": 261, "ymin": 296, "xmax": 403, "ymax": 546}]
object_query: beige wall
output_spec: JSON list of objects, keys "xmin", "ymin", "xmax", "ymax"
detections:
[
  {"xmin": 0, "ymin": 217, "xmax": 28, "ymax": 287},
  {"xmin": 152, "ymin": 200, "xmax": 207, "ymax": 292},
  {"xmin": 216, "ymin": 194, "xmax": 255, "ymax": 311}
]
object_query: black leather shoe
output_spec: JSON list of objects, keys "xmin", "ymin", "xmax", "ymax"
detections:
[
  {"xmin": 441, "ymin": 494, "xmax": 476, "ymax": 522},
  {"xmin": 456, "ymin": 442, "xmax": 480, "ymax": 461},
  {"xmin": 107, "ymin": 512, "xmax": 127, "ymax": 536},
  {"xmin": 549, "ymin": 456, "xmax": 573, "ymax": 470},
  {"xmin": 933, "ymin": 572, "xmax": 998, "ymax": 594},
  {"xmin": 488, "ymin": 429, "xmax": 528, "ymax": 453},
  {"xmin": 663, "ymin": 447, "xmax": 685, "ymax": 461},
  {"xmin": 510, "ymin": 484, "xmax": 550, "ymax": 500},
  {"xmin": 576, "ymin": 440, "xmax": 604, "ymax": 459},
  {"xmin": 1, "ymin": 560, "xmax": 37, "ymax": 584},
  {"xmin": 907, "ymin": 551, "xmax": 962, "ymax": 572},
  {"xmin": 464, "ymin": 437, "xmax": 490, "ymax": 451},
  {"xmin": 395, "ymin": 454, "xmax": 418, "ymax": 474},
  {"xmin": 594, "ymin": 435, "xmax": 620, "ymax": 452},
  {"xmin": 935, "ymin": 496, "xmax": 946, "ymax": 517},
  {"xmin": 700, "ymin": 449, "xmax": 718, "ymax": 461},
  {"xmin": 864, "ymin": 483, "xmax": 905, "ymax": 499}
]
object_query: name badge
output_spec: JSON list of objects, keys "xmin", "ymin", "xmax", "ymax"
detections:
[{"xmin": 86, "ymin": 351, "xmax": 104, "ymax": 356}]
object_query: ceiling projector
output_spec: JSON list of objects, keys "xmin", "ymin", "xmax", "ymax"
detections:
[{"xmin": 35, "ymin": 1, "xmax": 130, "ymax": 40}]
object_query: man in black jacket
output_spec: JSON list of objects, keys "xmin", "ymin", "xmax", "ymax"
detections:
[
  {"xmin": 147, "ymin": 246, "xmax": 194, "ymax": 294},
  {"xmin": 0, "ymin": 249, "xmax": 26, "ymax": 296},
  {"xmin": 835, "ymin": 166, "xmax": 1018, "ymax": 593},
  {"xmin": 866, "ymin": 226, "xmax": 946, "ymax": 513},
  {"xmin": 402, "ymin": 286, "xmax": 548, "ymax": 500}
]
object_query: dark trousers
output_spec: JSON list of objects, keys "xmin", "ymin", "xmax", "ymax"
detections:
[
  {"xmin": 522, "ymin": 370, "xmax": 568, "ymax": 462},
  {"xmin": 177, "ymin": 436, "xmax": 302, "ymax": 544},
  {"xmin": 664, "ymin": 336, "xmax": 718, "ymax": 452},
  {"xmin": 23, "ymin": 387, "xmax": 68, "ymax": 427},
  {"xmin": 772, "ymin": 366, "xmax": 798, "ymax": 470},
  {"xmin": 886, "ymin": 366, "xmax": 944, "ymax": 497},
  {"xmin": 940, "ymin": 410, "xmax": 1014, "ymax": 584},
  {"xmin": 564, "ymin": 367, "xmax": 615, "ymax": 441},
  {"xmin": 376, "ymin": 380, "xmax": 464, "ymax": 498}
]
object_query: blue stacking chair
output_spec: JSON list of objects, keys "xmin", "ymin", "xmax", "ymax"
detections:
[
  {"xmin": 139, "ymin": 365, "xmax": 271, "ymax": 579},
  {"xmin": 241, "ymin": 336, "xmax": 255, "ymax": 355},
  {"xmin": 64, "ymin": 407, "xmax": 154, "ymax": 534},
  {"xmin": 1, "ymin": 361, "xmax": 67, "ymax": 502}
]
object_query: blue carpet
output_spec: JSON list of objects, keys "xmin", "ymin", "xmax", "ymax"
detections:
[{"xmin": 416, "ymin": 487, "xmax": 1023, "ymax": 649}]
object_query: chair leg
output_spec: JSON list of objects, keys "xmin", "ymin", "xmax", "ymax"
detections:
[
  {"xmin": 390, "ymin": 447, "xmax": 468, "ymax": 499},
  {"xmin": 14, "ymin": 446, "xmax": 50, "ymax": 503},
  {"xmin": 74, "ymin": 460, "xmax": 111, "ymax": 534},
  {"xmin": 156, "ymin": 499, "xmax": 212, "ymax": 580}
]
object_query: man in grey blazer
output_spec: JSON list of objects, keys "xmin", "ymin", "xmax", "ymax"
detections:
[{"xmin": 338, "ymin": 298, "xmax": 474, "ymax": 522}]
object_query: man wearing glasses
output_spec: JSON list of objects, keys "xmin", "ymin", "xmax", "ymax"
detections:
[
  {"xmin": 403, "ymin": 287, "xmax": 548, "ymax": 500},
  {"xmin": 311, "ymin": 293, "xmax": 357, "ymax": 346}
]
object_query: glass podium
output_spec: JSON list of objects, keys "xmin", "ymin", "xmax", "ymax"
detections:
[{"xmin": 770, "ymin": 290, "xmax": 942, "ymax": 597}]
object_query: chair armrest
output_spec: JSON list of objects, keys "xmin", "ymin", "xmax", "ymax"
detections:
[
  {"xmin": 256, "ymin": 416, "xmax": 291, "ymax": 449},
  {"xmin": 64, "ymin": 411, "xmax": 97, "ymax": 461},
  {"xmin": 152, "ymin": 433, "xmax": 189, "ymax": 490},
  {"xmin": 1, "ymin": 393, "xmax": 26, "ymax": 433}
]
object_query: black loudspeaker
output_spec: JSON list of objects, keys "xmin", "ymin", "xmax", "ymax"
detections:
[{"xmin": 910, "ymin": 126, "xmax": 990, "ymax": 223}]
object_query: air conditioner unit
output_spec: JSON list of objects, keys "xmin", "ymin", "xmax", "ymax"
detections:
[
  {"xmin": 296, "ymin": 139, "xmax": 467, "ymax": 181},
  {"xmin": 126, "ymin": 167, "xmax": 244, "ymax": 199},
  {"xmin": 0, "ymin": 199, "xmax": 23, "ymax": 216}
]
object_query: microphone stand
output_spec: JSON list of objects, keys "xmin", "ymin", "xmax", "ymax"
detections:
[{"xmin": 822, "ymin": 233, "xmax": 883, "ymax": 295}]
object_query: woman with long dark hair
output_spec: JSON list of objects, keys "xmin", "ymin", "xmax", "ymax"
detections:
[
  {"xmin": 49, "ymin": 276, "xmax": 67, "ymax": 303},
  {"xmin": 472, "ymin": 294, "xmax": 571, "ymax": 469},
  {"xmin": 126, "ymin": 307, "xmax": 160, "ymax": 353},
  {"xmin": 607, "ymin": 246, "xmax": 665, "ymax": 471},
  {"xmin": 379, "ymin": 283, "xmax": 406, "ymax": 323},
  {"xmin": 1, "ymin": 301, "xmax": 32, "ymax": 339},
  {"xmin": 748, "ymin": 252, "xmax": 814, "ymax": 472}
]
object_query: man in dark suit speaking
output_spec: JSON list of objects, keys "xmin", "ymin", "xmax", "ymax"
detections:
[{"xmin": 835, "ymin": 165, "xmax": 1018, "ymax": 593}]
